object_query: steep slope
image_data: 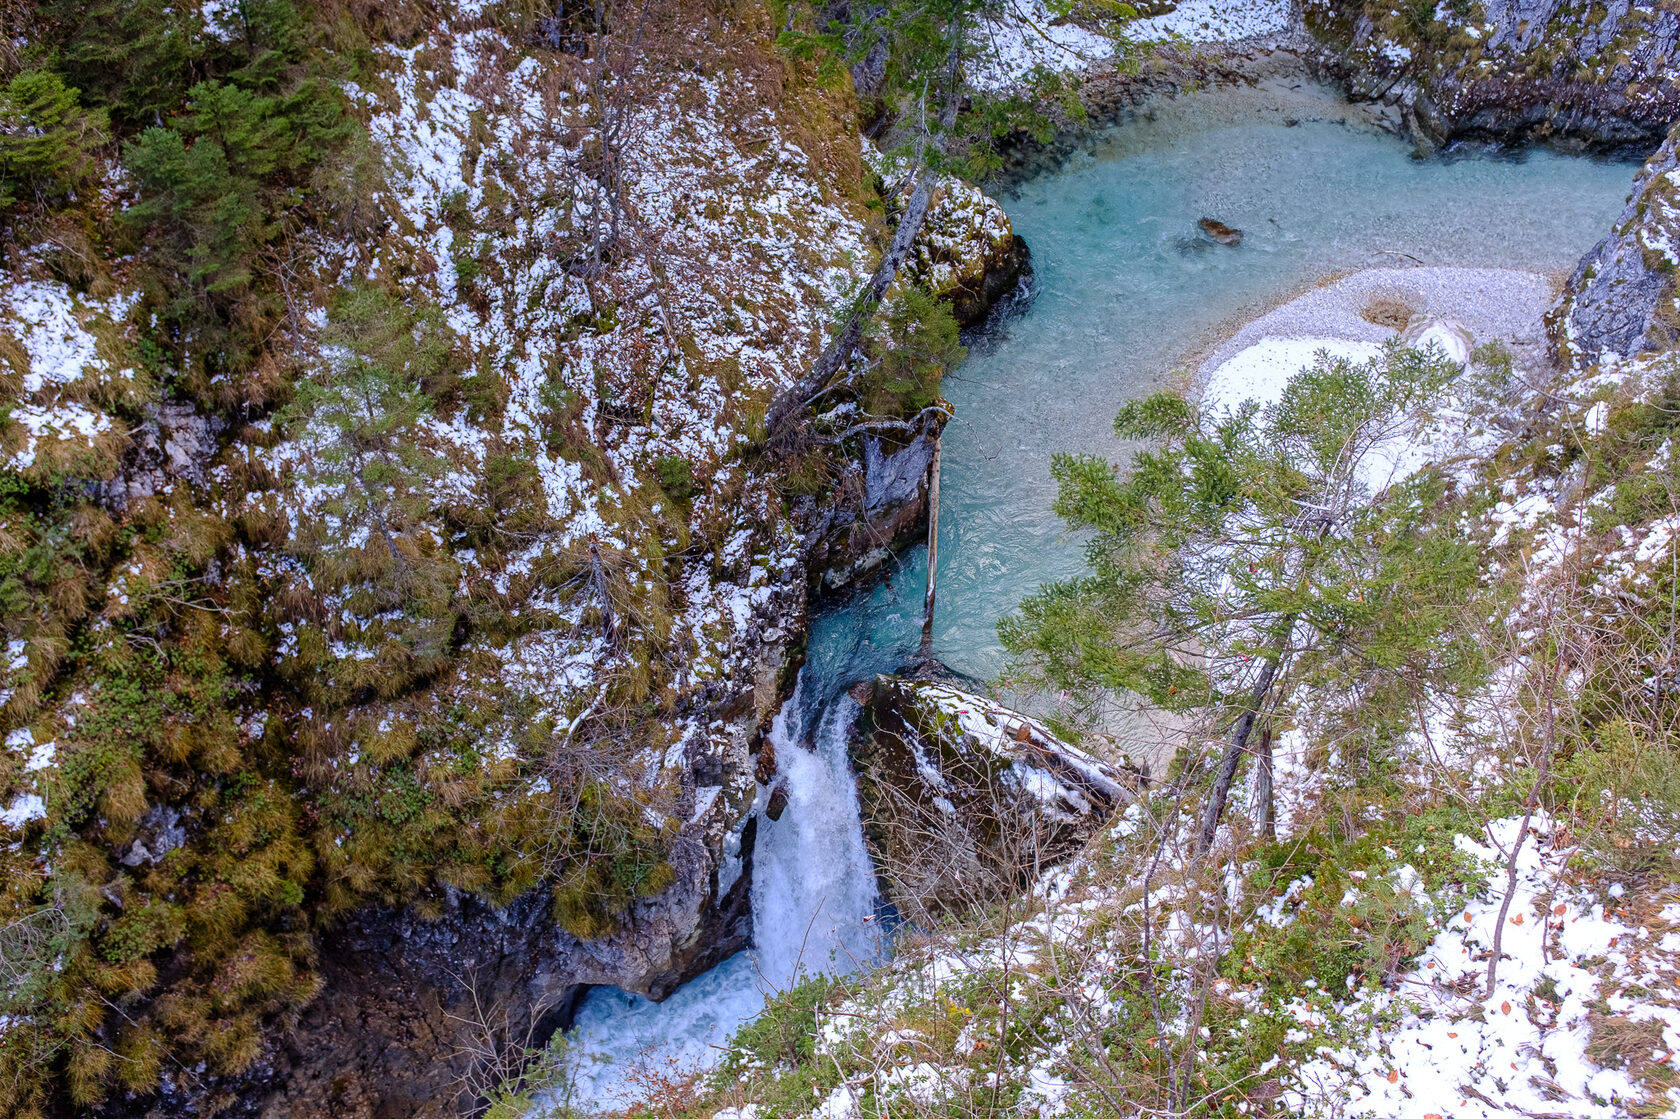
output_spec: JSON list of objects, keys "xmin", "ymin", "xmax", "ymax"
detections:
[
  {"xmin": 0, "ymin": 2, "xmax": 1024, "ymax": 1115},
  {"xmin": 1309, "ymin": 0, "xmax": 1680, "ymax": 149},
  {"xmin": 1560, "ymin": 124, "xmax": 1680, "ymax": 362}
]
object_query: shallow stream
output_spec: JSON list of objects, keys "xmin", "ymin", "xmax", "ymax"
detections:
[{"xmin": 558, "ymin": 79, "xmax": 1637, "ymax": 1111}]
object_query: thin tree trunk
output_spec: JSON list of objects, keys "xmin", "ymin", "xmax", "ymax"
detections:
[
  {"xmin": 920, "ymin": 431, "xmax": 942, "ymax": 656},
  {"xmin": 1197, "ymin": 648, "xmax": 1284, "ymax": 855},
  {"xmin": 1487, "ymin": 636, "xmax": 1564, "ymax": 997},
  {"xmin": 1255, "ymin": 723, "xmax": 1276, "ymax": 840}
]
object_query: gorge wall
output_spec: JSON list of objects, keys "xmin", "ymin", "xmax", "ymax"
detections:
[
  {"xmin": 0, "ymin": 3, "xmax": 1021, "ymax": 1116},
  {"xmin": 1308, "ymin": 0, "xmax": 1680, "ymax": 150}
]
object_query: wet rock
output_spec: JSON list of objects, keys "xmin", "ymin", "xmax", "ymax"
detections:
[
  {"xmin": 766, "ymin": 782, "xmax": 791, "ymax": 822},
  {"xmin": 850, "ymin": 675, "xmax": 1142, "ymax": 925},
  {"xmin": 805, "ymin": 418, "xmax": 944, "ymax": 592},
  {"xmin": 1559, "ymin": 123, "xmax": 1680, "ymax": 365},
  {"xmin": 1198, "ymin": 217, "xmax": 1244, "ymax": 246},
  {"xmin": 863, "ymin": 430, "xmax": 934, "ymax": 517},
  {"xmin": 754, "ymin": 734, "xmax": 778, "ymax": 785}
]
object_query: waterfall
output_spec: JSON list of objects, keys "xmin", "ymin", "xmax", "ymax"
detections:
[
  {"xmin": 748, "ymin": 693, "xmax": 882, "ymax": 987},
  {"xmin": 556, "ymin": 680, "xmax": 880, "ymax": 1111}
]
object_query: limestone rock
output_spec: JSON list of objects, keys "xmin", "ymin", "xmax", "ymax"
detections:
[
  {"xmin": 1313, "ymin": 0, "xmax": 1680, "ymax": 150},
  {"xmin": 1559, "ymin": 124, "xmax": 1680, "ymax": 365},
  {"xmin": 805, "ymin": 420, "xmax": 944, "ymax": 591},
  {"xmin": 900, "ymin": 175, "xmax": 1032, "ymax": 326}
]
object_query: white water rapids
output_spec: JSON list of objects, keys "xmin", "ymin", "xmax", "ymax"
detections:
[{"xmin": 556, "ymin": 686, "xmax": 881, "ymax": 1110}]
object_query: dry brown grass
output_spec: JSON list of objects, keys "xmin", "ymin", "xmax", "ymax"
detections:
[{"xmin": 1360, "ymin": 295, "xmax": 1417, "ymax": 330}]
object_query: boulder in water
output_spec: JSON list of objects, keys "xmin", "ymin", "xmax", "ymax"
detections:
[
  {"xmin": 1198, "ymin": 217, "xmax": 1244, "ymax": 246},
  {"xmin": 850, "ymin": 675, "xmax": 1141, "ymax": 925},
  {"xmin": 765, "ymin": 781, "xmax": 791, "ymax": 822}
]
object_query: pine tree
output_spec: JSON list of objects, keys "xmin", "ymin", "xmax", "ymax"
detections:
[
  {"xmin": 1002, "ymin": 343, "xmax": 1491, "ymax": 847},
  {"xmin": 285, "ymin": 289, "xmax": 461, "ymax": 679},
  {"xmin": 0, "ymin": 70, "xmax": 108, "ymax": 210}
]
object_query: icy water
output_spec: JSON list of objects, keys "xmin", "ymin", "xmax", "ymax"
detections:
[
  {"xmin": 559, "ymin": 674, "xmax": 881, "ymax": 1108},
  {"xmin": 556, "ymin": 81, "xmax": 1637, "ymax": 1111}
]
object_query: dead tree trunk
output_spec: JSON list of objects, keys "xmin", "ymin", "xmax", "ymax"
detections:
[
  {"xmin": 764, "ymin": 170, "xmax": 936, "ymax": 439},
  {"xmin": 920, "ymin": 430, "xmax": 942, "ymax": 655}
]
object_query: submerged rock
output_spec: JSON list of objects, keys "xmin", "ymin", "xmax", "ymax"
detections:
[
  {"xmin": 1198, "ymin": 217, "xmax": 1244, "ymax": 246},
  {"xmin": 850, "ymin": 675, "xmax": 1141, "ymax": 925}
]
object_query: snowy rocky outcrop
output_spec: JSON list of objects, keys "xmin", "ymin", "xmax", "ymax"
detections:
[
  {"xmin": 901, "ymin": 176, "xmax": 1031, "ymax": 326},
  {"xmin": 850, "ymin": 674, "xmax": 1139, "ymax": 924},
  {"xmin": 1559, "ymin": 123, "xmax": 1680, "ymax": 365},
  {"xmin": 1309, "ymin": 0, "xmax": 1680, "ymax": 149}
]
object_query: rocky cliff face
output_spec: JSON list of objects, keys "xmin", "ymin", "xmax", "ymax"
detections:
[
  {"xmin": 1557, "ymin": 123, "xmax": 1680, "ymax": 365},
  {"xmin": 1308, "ymin": 0, "xmax": 1680, "ymax": 150},
  {"xmin": 198, "ymin": 156, "xmax": 1004, "ymax": 1119}
]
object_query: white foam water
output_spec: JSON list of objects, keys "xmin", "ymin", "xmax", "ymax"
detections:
[{"xmin": 556, "ymin": 684, "xmax": 881, "ymax": 1111}]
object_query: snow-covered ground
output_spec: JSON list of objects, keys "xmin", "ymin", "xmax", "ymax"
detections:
[
  {"xmin": 0, "ymin": 281, "xmax": 137, "ymax": 476},
  {"xmin": 1131, "ymin": 0, "xmax": 1295, "ymax": 42},
  {"xmin": 975, "ymin": 0, "xmax": 1295, "ymax": 88},
  {"xmin": 243, "ymin": 8, "xmax": 880, "ymax": 782},
  {"xmin": 1292, "ymin": 816, "xmax": 1678, "ymax": 1118},
  {"xmin": 1201, "ymin": 337, "xmax": 1385, "ymax": 412}
]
